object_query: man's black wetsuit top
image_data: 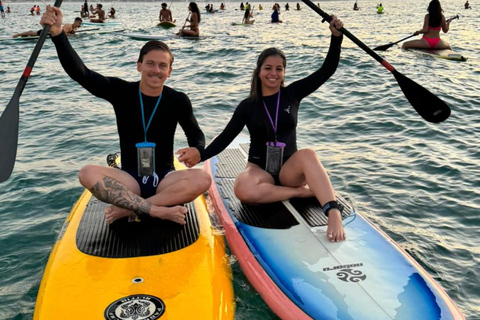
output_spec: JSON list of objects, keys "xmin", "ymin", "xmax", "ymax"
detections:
[
  {"xmin": 200, "ymin": 35, "xmax": 343, "ymax": 170},
  {"xmin": 52, "ymin": 32, "xmax": 205, "ymax": 172}
]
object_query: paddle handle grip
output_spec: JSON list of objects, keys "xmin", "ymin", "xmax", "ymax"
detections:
[{"xmin": 301, "ymin": 0, "xmax": 395, "ymax": 72}]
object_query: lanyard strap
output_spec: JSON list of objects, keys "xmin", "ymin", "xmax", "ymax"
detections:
[
  {"xmin": 139, "ymin": 85, "xmax": 162, "ymax": 142},
  {"xmin": 263, "ymin": 90, "xmax": 281, "ymax": 134}
]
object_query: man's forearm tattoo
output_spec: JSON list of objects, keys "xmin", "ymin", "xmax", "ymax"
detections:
[{"xmin": 89, "ymin": 177, "xmax": 151, "ymax": 215}]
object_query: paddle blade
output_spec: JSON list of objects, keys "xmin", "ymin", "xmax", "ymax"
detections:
[
  {"xmin": 373, "ymin": 44, "xmax": 392, "ymax": 51},
  {"xmin": 392, "ymin": 69, "xmax": 451, "ymax": 123},
  {"xmin": 0, "ymin": 96, "xmax": 20, "ymax": 182}
]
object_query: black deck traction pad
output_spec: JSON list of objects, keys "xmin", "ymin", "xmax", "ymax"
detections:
[
  {"xmin": 76, "ymin": 197, "xmax": 200, "ymax": 258},
  {"xmin": 218, "ymin": 179, "xmax": 299, "ymax": 229},
  {"xmin": 216, "ymin": 142, "xmax": 353, "ymax": 228},
  {"xmin": 289, "ymin": 196, "xmax": 352, "ymax": 227}
]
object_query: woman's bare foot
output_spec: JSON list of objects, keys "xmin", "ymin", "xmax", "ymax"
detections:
[
  {"xmin": 150, "ymin": 205, "xmax": 188, "ymax": 225},
  {"xmin": 105, "ymin": 205, "xmax": 135, "ymax": 224},
  {"xmin": 326, "ymin": 209, "xmax": 346, "ymax": 242}
]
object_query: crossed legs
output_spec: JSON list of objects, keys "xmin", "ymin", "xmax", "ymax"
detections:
[
  {"xmin": 233, "ymin": 149, "xmax": 346, "ymax": 242},
  {"xmin": 78, "ymin": 164, "xmax": 211, "ymax": 225}
]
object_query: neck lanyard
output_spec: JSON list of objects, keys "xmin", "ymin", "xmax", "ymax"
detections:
[
  {"xmin": 139, "ymin": 85, "xmax": 162, "ymax": 142},
  {"xmin": 262, "ymin": 90, "xmax": 281, "ymax": 137}
]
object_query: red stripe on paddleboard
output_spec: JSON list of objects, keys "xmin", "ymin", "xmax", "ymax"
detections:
[
  {"xmin": 23, "ymin": 66, "xmax": 32, "ymax": 78},
  {"xmin": 381, "ymin": 60, "xmax": 395, "ymax": 72},
  {"xmin": 204, "ymin": 160, "xmax": 313, "ymax": 320}
]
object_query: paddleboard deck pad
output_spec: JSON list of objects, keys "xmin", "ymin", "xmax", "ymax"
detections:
[
  {"xmin": 34, "ymin": 161, "xmax": 234, "ymax": 319},
  {"xmin": 205, "ymin": 135, "xmax": 464, "ymax": 320},
  {"xmin": 407, "ymin": 48, "xmax": 468, "ymax": 61}
]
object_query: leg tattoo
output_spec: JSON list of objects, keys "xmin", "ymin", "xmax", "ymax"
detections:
[{"xmin": 89, "ymin": 177, "xmax": 151, "ymax": 215}]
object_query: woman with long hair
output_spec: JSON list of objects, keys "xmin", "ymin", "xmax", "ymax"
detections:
[
  {"xmin": 177, "ymin": 2, "xmax": 201, "ymax": 37},
  {"xmin": 242, "ymin": 7, "xmax": 254, "ymax": 24},
  {"xmin": 402, "ymin": 0, "xmax": 451, "ymax": 49},
  {"xmin": 178, "ymin": 17, "xmax": 347, "ymax": 242}
]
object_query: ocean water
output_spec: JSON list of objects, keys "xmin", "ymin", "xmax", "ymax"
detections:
[{"xmin": 0, "ymin": 0, "xmax": 479, "ymax": 319}]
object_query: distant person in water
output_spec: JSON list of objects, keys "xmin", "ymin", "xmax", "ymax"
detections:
[
  {"xmin": 353, "ymin": 1, "xmax": 359, "ymax": 10},
  {"xmin": 220, "ymin": 3, "xmax": 225, "ymax": 10},
  {"xmin": 402, "ymin": 0, "xmax": 452, "ymax": 50},
  {"xmin": 296, "ymin": 2, "xmax": 301, "ymax": 10},
  {"xmin": 377, "ymin": 3, "xmax": 384, "ymax": 13},
  {"xmin": 242, "ymin": 6, "xmax": 254, "ymax": 24},
  {"xmin": 36, "ymin": 5, "xmax": 41, "ymax": 15},
  {"xmin": 159, "ymin": 2, "xmax": 173, "ymax": 22},
  {"xmin": 177, "ymin": 2, "xmax": 200, "ymax": 37},
  {"xmin": 90, "ymin": 3, "xmax": 105, "ymax": 22},
  {"xmin": 0, "ymin": 0, "xmax": 5, "ymax": 18},
  {"xmin": 464, "ymin": 0, "xmax": 472, "ymax": 9},
  {"xmin": 271, "ymin": 4, "xmax": 282, "ymax": 23},
  {"xmin": 83, "ymin": 0, "xmax": 89, "ymax": 17},
  {"xmin": 108, "ymin": 7, "xmax": 115, "ymax": 18},
  {"xmin": 285, "ymin": 3, "xmax": 289, "ymax": 11},
  {"xmin": 240, "ymin": 2, "xmax": 244, "ymax": 10},
  {"xmin": 13, "ymin": 17, "xmax": 82, "ymax": 38}
]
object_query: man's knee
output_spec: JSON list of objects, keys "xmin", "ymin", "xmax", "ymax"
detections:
[
  {"xmin": 193, "ymin": 169, "xmax": 212, "ymax": 194},
  {"xmin": 78, "ymin": 164, "xmax": 102, "ymax": 188}
]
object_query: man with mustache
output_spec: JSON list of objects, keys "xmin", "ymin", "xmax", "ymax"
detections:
[{"xmin": 40, "ymin": 6, "xmax": 210, "ymax": 226}]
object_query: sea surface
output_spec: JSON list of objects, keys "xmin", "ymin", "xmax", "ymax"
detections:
[{"xmin": 0, "ymin": 1, "xmax": 479, "ymax": 319}]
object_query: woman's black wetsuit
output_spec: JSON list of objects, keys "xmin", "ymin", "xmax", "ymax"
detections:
[{"xmin": 200, "ymin": 35, "xmax": 343, "ymax": 174}]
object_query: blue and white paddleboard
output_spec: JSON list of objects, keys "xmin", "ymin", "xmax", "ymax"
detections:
[{"xmin": 205, "ymin": 134, "xmax": 464, "ymax": 320}]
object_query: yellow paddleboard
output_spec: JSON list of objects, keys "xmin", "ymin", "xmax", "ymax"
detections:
[{"xmin": 34, "ymin": 161, "xmax": 235, "ymax": 319}]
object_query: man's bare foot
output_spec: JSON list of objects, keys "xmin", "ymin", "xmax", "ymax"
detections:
[
  {"xmin": 150, "ymin": 205, "xmax": 188, "ymax": 225},
  {"xmin": 296, "ymin": 185, "xmax": 315, "ymax": 198},
  {"xmin": 104, "ymin": 205, "xmax": 134, "ymax": 224},
  {"xmin": 326, "ymin": 209, "xmax": 346, "ymax": 242}
]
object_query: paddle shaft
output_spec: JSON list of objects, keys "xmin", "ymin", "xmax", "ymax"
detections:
[
  {"xmin": 302, "ymin": 0, "xmax": 395, "ymax": 72},
  {"xmin": 0, "ymin": 0, "xmax": 63, "ymax": 183}
]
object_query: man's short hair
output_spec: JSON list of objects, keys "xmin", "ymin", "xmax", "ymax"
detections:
[{"xmin": 138, "ymin": 41, "xmax": 174, "ymax": 66}]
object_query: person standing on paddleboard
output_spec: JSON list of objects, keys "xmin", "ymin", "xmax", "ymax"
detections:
[
  {"xmin": 402, "ymin": 0, "xmax": 452, "ymax": 50},
  {"xmin": 40, "ymin": 6, "xmax": 210, "ymax": 226},
  {"xmin": 179, "ymin": 16, "xmax": 346, "ymax": 242}
]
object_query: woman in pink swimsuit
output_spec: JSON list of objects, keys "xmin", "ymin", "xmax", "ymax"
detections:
[{"xmin": 402, "ymin": 0, "xmax": 451, "ymax": 50}]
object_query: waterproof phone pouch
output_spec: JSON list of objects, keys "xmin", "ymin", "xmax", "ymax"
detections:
[
  {"xmin": 136, "ymin": 142, "xmax": 156, "ymax": 176},
  {"xmin": 265, "ymin": 141, "xmax": 285, "ymax": 175}
]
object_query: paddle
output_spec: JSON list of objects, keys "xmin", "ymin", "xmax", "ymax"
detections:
[
  {"xmin": 374, "ymin": 15, "xmax": 459, "ymax": 51},
  {"xmin": 0, "ymin": 0, "xmax": 63, "ymax": 183},
  {"xmin": 374, "ymin": 34, "xmax": 416, "ymax": 51},
  {"xmin": 301, "ymin": 0, "xmax": 451, "ymax": 124}
]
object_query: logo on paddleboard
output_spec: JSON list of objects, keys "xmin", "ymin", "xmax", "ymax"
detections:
[
  {"xmin": 323, "ymin": 263, "xmax": 367, "ymax": 283},
  {"xmin": 104, "ymin": 294, "xmax": 165, "ymax": 320}
]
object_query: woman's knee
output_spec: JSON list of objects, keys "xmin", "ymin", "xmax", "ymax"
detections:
[{"xmin": 234, "ymin": 181, "xmax": 262, "ymax": 204}]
